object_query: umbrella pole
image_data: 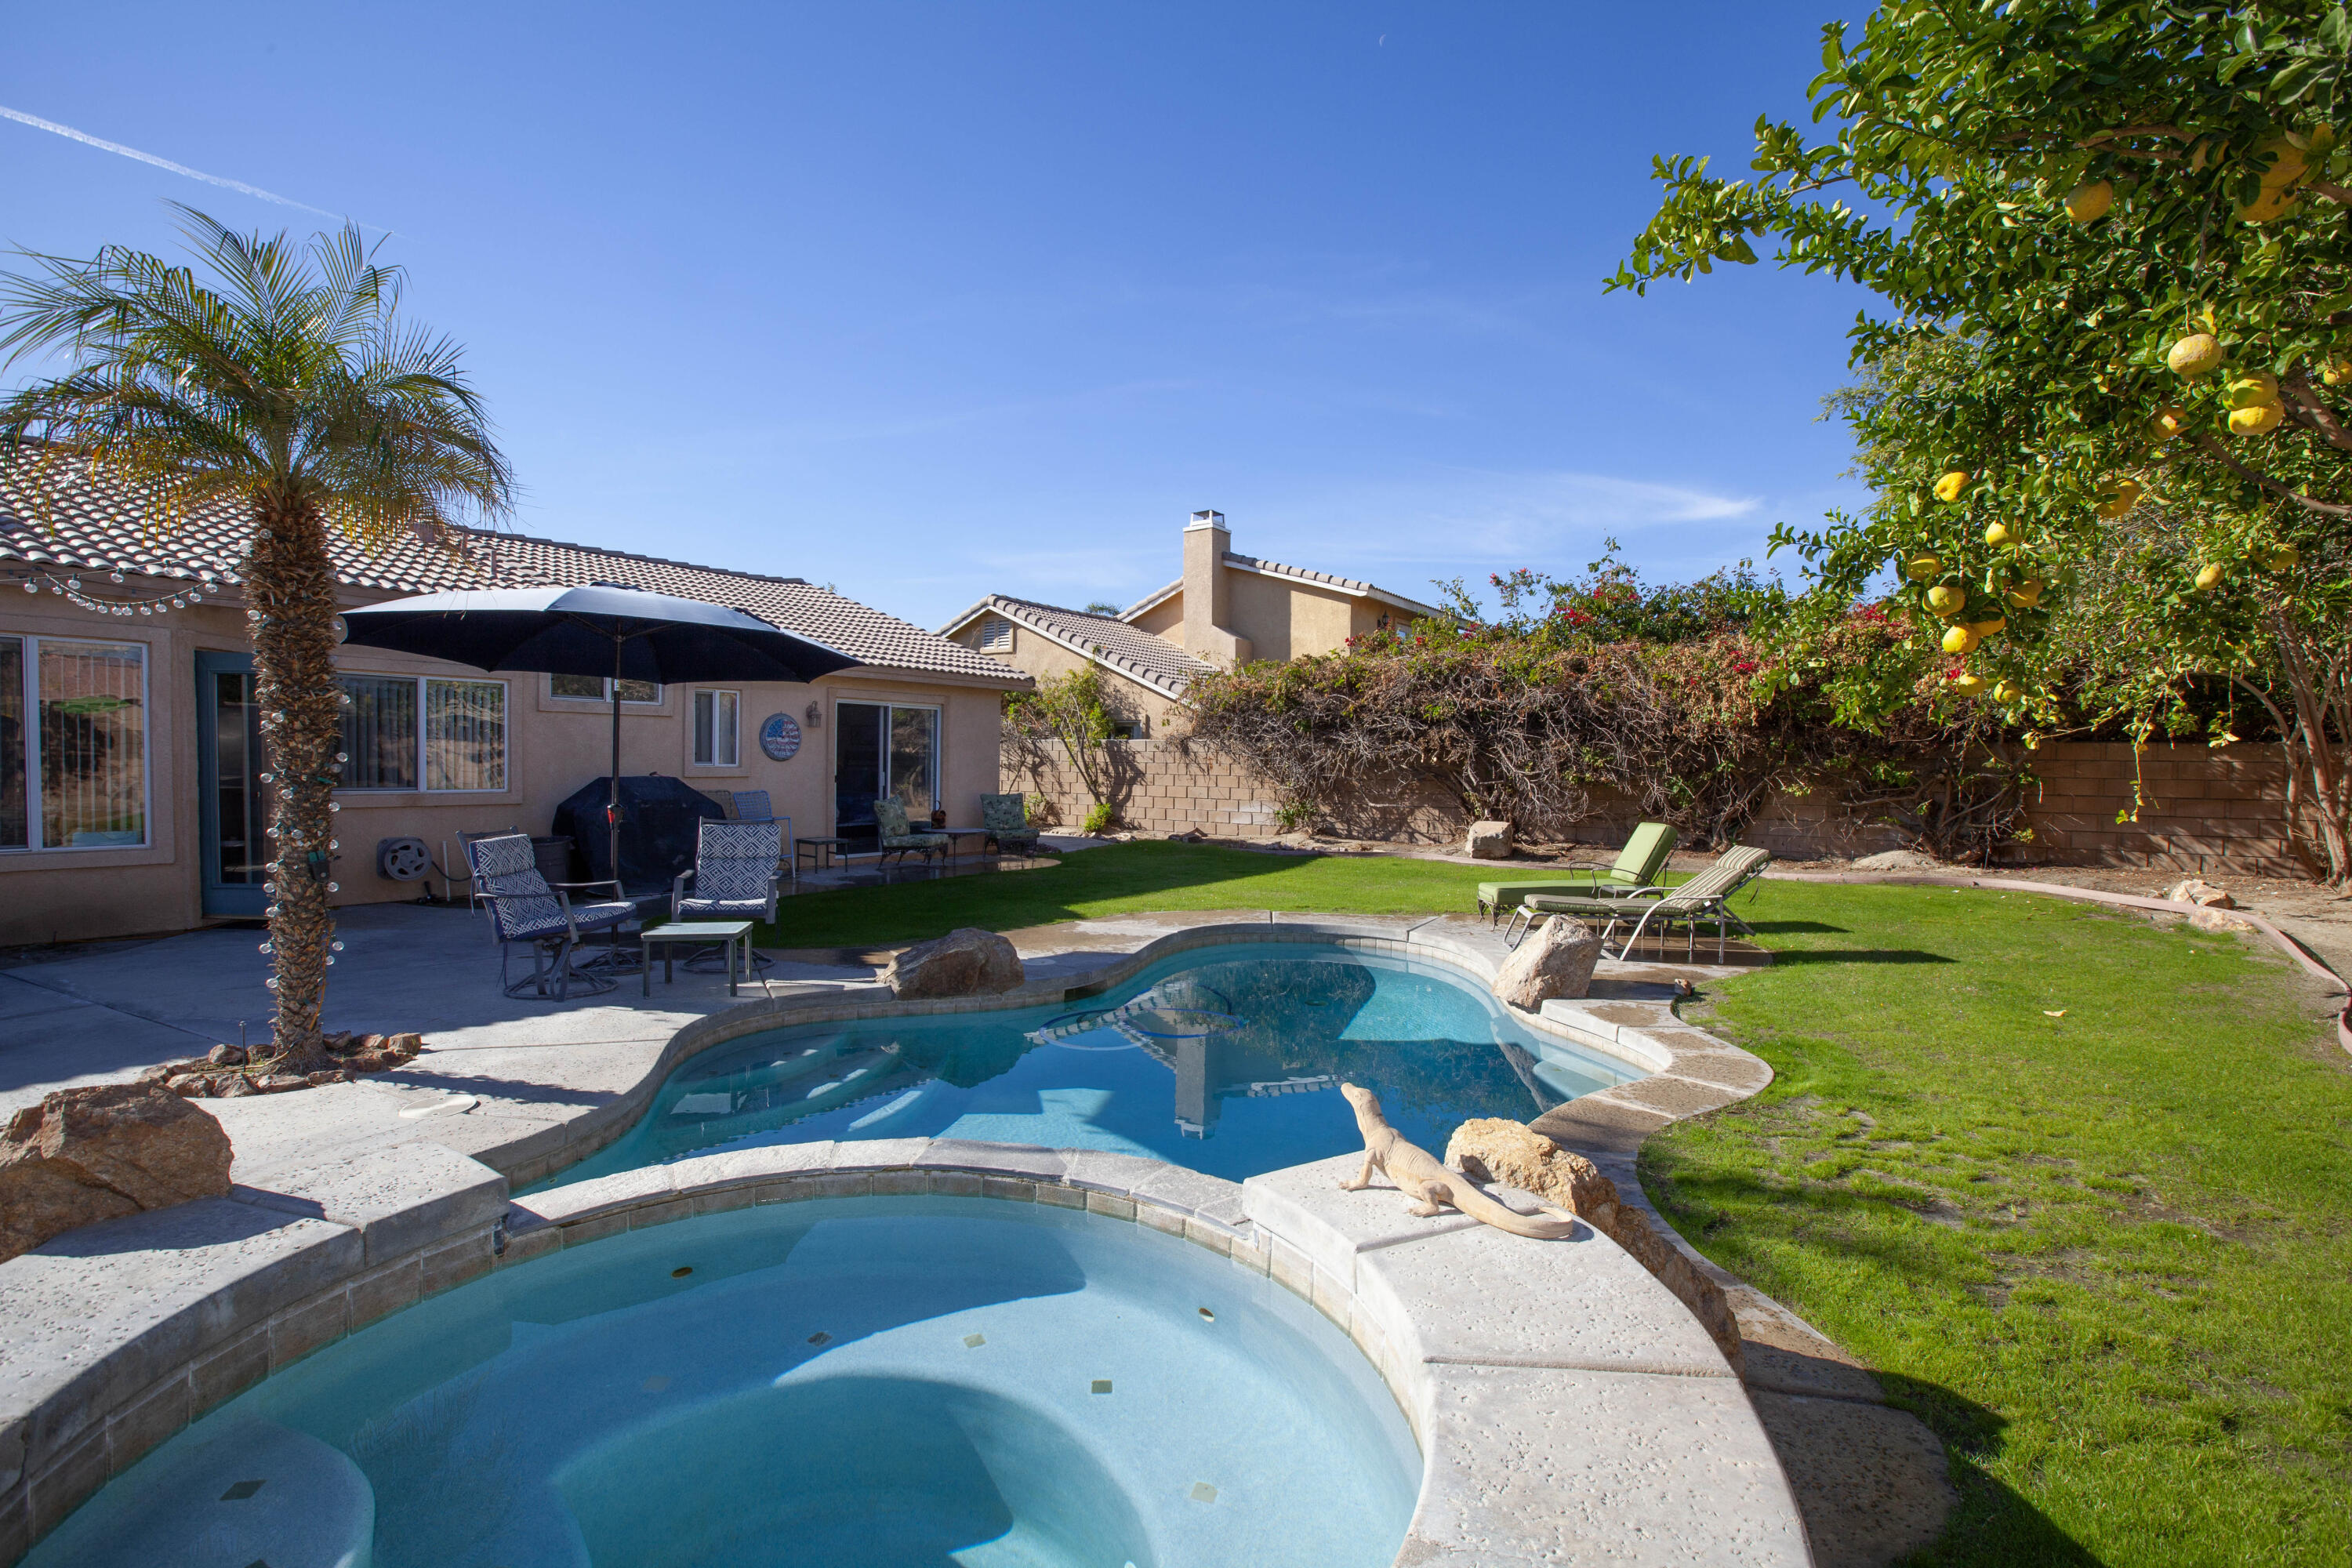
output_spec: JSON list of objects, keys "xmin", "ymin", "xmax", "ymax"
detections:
[{"xmin": 608, "ymin": 634, "xmax": 624, "ymax": 892}]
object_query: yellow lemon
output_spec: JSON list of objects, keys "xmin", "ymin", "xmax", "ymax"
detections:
[
  {"xmin": 2325, "ymin": 357, "xmax": 2352, "ymax": 387},
  {"xmin": 1904, "ymin": 552, "xmax": 1944, "ymax": 582},
  {"xmin": 1933, "ymin": 470, "xmax": 1970, "ymax": 503},
  {"xmin": 2228, "ymin": 401, "xmax": 2284, "ymax": 435},
  {"xmin": 1926, "ymin": 583, "xmax": 1967, "ymax": 618},
  {"xmin": 2150, "ymin": 405, "xmax": 2189, "ymax": 438},
  {"xmin": 2256, "ymin": 133, "xmax": 2310, "ymax": 189},
  {"xmin": 2166, "ymin": 333, "xmax": 2224, "ymax": 377},
  {"xmin": 2094, "ymin": 479, "xmax": 2143, "ymax": 519},
  {"xmin": 1941, "ymin": 624, "xmax": 1980, "ymax": 655},
  {"xmin": 1951, "ymin": 673, "xmax": 1988, "ymax": 696},
  {"xmin": 2063, "ymin": 180, "xmax": 2113, "ymax": 222},
  {"xmin": 2267, "ymin": 543, "xmax": 2301, "ymax": 570},
  {"xmin": 1984, "ymin": 521, "xmax": 2015, "ymax": 546},
  {"xmin": 1969, "ymin": 618, "xmax": 2007, "ymax": 639},
  {"xmin": 1993, "ymin": 679, "xmax": 2024, "ymax": 703},
  {"xmin": 2224, "ymin": 371, "xmax": 2281, "ymax": 409},
  {"xmin": 2195, "ymin": 562, "xmax": 2226, "ymax": 590},
  {"xmin": 2004, "ymin": 578, "xmax": 2045, "ymax": 610}
]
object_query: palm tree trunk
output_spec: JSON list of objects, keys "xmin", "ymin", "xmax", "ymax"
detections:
[{"xmin": 247, "ymin": 490, "xmax": 343, "ymax": 1073}]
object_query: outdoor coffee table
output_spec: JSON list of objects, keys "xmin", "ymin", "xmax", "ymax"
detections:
[
  {"xmin": 640, "ymin": 920, "xmax": 756, "ymax": 996},
  {"xmin": 796, "ymin": 835, "xmax": 850, "ymax": 873},
  {"xmin": 928, "ymin": 826, "xmax": 989, "ymax": 864}
]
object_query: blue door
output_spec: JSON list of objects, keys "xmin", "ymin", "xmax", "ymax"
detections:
[{"xmin": 195, "ymin": 651, "xmax": 269, "ymax": 916}]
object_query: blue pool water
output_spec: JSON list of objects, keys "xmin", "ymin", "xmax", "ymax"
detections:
[
  {"xmin": 551, "ymin": 942, "xmax": 1642, "ymax": 1189},
  {"xmin": 32, "ymin": 1198, "xmax": 1421, "ymax": 1568}
]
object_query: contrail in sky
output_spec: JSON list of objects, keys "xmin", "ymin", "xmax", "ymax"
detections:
[{"xmin": 1, "ymin": 103, "xmax": 357, "ymax": 223}]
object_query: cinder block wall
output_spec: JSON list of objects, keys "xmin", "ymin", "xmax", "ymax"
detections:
[{"xmin": 1008, "ymin": 737, "xmax": 2308, "ymax": 877}]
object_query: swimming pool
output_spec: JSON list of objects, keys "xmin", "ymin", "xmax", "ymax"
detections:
[
  {"xmin": 550, "ymin": 942, "xmax": 1642, "ymax": 1188},
  {"xmin": 30, "ymin": 1196, "xmax": 1421, "ymax": 1568}
]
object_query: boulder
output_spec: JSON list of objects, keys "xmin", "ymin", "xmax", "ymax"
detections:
[
  {"xmin": 1465, "ymin": 820, "xmax": 1515, "ymax": 860},
  {"xmin": 207, "ymin": 1042, "xmax": 248, "ymax": 1067},
  {"xmin": 256, "ymin": 1074, "xmax": 310, "ymax": 1094},
  {"xmin": 2165, "ymin": 877, "xmax": 2237, "ymax": 909},
  {"xmin": 1490, "ymin": 915, "xmax": 1601, "ymax": 1011},
  {"xmin": 883, "ymin": 927, "xmax": 1026, "ymax": 1000},
  {"xmin": 1852, "ymin": 848, "xmax": 1940, "ymax": 871},
  {"xmin": 1446, "ymin": 1117, "xmax": 1744, "ymax": 1370},
  {"xmin": 2190, "ymin": 906, "xmax": 2257, "ymax": 935},
  {"xmin": 0, "ymin": 1083, "xmax": 234, "ymax": 1262}
]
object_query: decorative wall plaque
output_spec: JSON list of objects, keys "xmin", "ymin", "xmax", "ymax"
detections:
[{"xmin": 759, "ymin": 712, "xmax": 804, "ymax": 761}]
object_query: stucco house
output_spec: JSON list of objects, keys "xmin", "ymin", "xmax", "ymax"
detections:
[
  {"xmin": 937, "ymin": 509, "xmax": 1445, "ymax": 724},
  {"xmin": 0, "ymin": 467, "xmax": 1029, "ymax": 946}
]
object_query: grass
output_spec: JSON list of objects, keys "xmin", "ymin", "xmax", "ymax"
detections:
[
  {"xmin": 757, "ymin": 840, "xmax": 1502, "ymax": 948},
  {"xmin": 1650, "ymin": 880, "xmax": 2352, "ymax": 1566},
  {"xmin": 757, "ymin": 844, "xmax": 2352, "ymax": 1563}
]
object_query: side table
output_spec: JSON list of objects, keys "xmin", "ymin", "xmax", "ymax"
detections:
[{"xmin": 641, "ymin": 920, "xmax": 755, "ymax": 996}]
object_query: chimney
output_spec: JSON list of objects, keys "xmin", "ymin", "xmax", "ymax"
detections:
[{"xmin": 1181, "ymin": 510, "xmax": 1250, "ymax": 667}]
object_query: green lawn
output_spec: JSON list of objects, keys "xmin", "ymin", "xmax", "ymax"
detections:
[{"xmin": 760, "ymin": 844, "xmax": 2352, "ymax": 1564}]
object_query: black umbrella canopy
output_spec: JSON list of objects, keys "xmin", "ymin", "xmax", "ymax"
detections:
[{"xmin": 339, "ymin": 583, "xmax": 861, "ymax": 685}]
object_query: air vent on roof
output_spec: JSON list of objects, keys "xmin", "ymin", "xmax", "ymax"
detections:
[{"xmin": 979, "ymin": 616, "xmax": 1013, "ymax": 652}]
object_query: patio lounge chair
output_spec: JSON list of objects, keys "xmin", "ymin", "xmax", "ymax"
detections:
[
  {"xmin": 980, "ymin": 792, "xmax": 1040, "ymax": 856},
  {"xmin": 1475, "ymin": 822, "xmax": 1679, "ymax": 922},
  {"xmin": 728, "ymin": 790, "xmax": 796, "ymax": 881},
  {"xmin": 873, "ymin": 798, "xmax": 950, "ymax": 869},
  {"xmin": 670, "ymin": 818, "xmax": 783, "ymax": 972},
  {"xmin": 1505, "ymin": 844, "xmax": 1773, "ymax": 960},
  {"xmin": 464, "ymin": 832, "xmax": 637, "ymax": 1000}
]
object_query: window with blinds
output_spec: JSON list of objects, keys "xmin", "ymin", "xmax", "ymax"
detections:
[
  {"xmin": 338, "ymin": 674, "xmax": 506, "ymax": 793},
  {"xmin": 2, "ymin": 637, "xmax": 149, "ymax": 850},
  {"xmin": 978, "ymin": 617, "xmax": 1013, "ymax": 652}
]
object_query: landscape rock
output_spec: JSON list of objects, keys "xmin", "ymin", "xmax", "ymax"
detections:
[
  {"xmin": 883, "ymin": 927, "xmax": 1026, "ymax": 1000},
  {"xmin": 256, "ymin": 1074, "xmax": 310, "ymax": 1094},
  {"xmin": 0, "ymin": 1083, "xmax": 234, "ymax": 1262},
  {"xmin": 165, "ymin": 1074, "xmax": 213, "ymax": 1098},
  {"xmin": 2189, "ymin": 906, "xmax": 2257, "ymax": 934},
  {"xmin": 217, "ymin": 1075, "xmax": 260, "ymax": 1098},
  {"xmin": 1446, "ymin": 1116, "xmax": 1744, "ymax": 1370},
  {"xmin": 2165, "ymin": 877, "xmax": 2236, "ymax": 909},
  {"xmin": 1465, "ymin": 820, "xmax": 1515, "ymax": 859},
  {"xmin": 1852, "ymin": 848, "xmax": 1940, "ymax": 871},
  {"xmin": 207, "ymin": 1042, "xmax": 248, "ymax": 1067},
  {"xmin": 1490, "ymin": 915, "xmax": 1600, "ymax": 1011}
]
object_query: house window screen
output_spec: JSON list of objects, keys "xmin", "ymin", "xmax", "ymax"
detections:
[
  {"xmin": 339, "ymin": 676, "xmax": 419, "ymax": 789},
  {"xmin": 38, "ymin": 640, "xmax": 147, "ymax": 848},
  {"xmin": 551, "ymin": 673, "xmax": 661, "ymax": 703},
  {"xmin": 426, "ymin": 680, "xmax": 507, "ymax": 791},
  {"xmin": 0, "ymin": 638, "xmax": 26, "ymax": 848},
  {"xmin": 694, "ymin": 690, "xmax": 739, "ymax": 767}
]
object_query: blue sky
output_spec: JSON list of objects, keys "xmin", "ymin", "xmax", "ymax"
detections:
[{"xmin": 2, "ymin": 2, "xmax": 1875, "ymax": 630}]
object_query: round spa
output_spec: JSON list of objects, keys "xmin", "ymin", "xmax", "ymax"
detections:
[{"xmin": 27, "ymin": 1196, "xmax": 1421, "ymax": 1568}]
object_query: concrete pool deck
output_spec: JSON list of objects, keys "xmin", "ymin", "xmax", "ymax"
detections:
[{"xmin": 1, "ymin": 905, "xmax": 1947, "ymax": 1565}]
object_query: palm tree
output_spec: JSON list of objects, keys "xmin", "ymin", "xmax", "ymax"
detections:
[{"xmin": 0, "ymin": 205, "xmax": 513, "ymax": 1072}]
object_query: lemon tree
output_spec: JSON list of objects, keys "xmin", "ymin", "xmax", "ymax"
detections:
[{"xmin": 1610, "ymin": 0, "xmax": 2352, "ymax": 880}]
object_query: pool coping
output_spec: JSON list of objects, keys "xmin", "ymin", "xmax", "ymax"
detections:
[{"xmin": 0, "ymin": 916, "xmax": 1809, "ymax": 1566}]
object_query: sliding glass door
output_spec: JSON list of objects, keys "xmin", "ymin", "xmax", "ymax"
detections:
[
  {"xmin": 196, "ymin": 651, "xmax": 268, "ymax": 916},
  {"xmin": 834, "ymin": 701, "xmax": 938, "ymax": 837}
]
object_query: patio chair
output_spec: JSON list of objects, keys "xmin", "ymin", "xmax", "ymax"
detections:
[
  {"xmin": 1475, "ymin": 822, "xmax": 1679, "ymax": 923},
  {"xmin": 464, "ymin": 833, "xmax": 636, "ymax": 1000},
  {"xmin": 980, "ymin": 792, "xmax": 1040, "ymax": 856},
  {"xmin": 729, "ymin": 790, "xmax": 796, "ymax": 881},
  {"xmin": 1505, "ymin": 844, "xmax": 1773, "ymax": 960},
  {"xmin": 670, "ymin": 818, "xmax": 783, "ymax": 972},
  {"xmin": 873, "ymin": 798, "xmax": 950, "ymax": 870}
]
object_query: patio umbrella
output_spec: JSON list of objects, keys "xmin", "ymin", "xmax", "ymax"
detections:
[{"xmin": 342, "ymin": 583, "xmax": 859, "ymax": 887}]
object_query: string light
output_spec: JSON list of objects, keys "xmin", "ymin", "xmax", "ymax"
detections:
[{"xmin": 2, "ymin": 564, "xmax": 221, "ymax": 617}]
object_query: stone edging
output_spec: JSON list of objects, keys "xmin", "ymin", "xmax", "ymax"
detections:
[{"xmin": 1, "ymin": 916, "xmax": 1804, "ymax": 1567}]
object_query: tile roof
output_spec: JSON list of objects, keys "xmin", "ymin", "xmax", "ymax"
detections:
[
  {"xmin": 1120, "ymin": 551, "xmax": 1445, "ymax": 622},
  {"xmin": 0, "ymin": 466, "xmax": 1026, "ymax": 686},
  {"xmin": 940, "ymin": 593, "xmax": 1212, "ymax": 702}
]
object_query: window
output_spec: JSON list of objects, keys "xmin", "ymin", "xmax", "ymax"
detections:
[
  {"xmin": 693, "ymin": 689, "xmax": 739, "ymax": 767},
  {"xmin": 550, "ymin": 673, "xmax": 661, "ymax": 703},
  {"xmin": 338, "ymin": 674, "xmax": 506, "ymax": 793},
  {"xmin": 0, "ymin": 637, "xmax": 148, "ymax": 851},
  {"xmin": 833, "ymin": 702, "xmax": 938, "ymax": 829},
  {"xmin": 978, "ymin": 617, "xmax": 1013, "ymax": 652}
]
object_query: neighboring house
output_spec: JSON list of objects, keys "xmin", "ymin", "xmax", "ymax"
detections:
[
  {"xmin": 939, "ymin": 510, "xmax": 1445, "ymax": 719},
  {"xmin": 0, "ymin": 467, "xmax": 1030, "ymax": 945}
]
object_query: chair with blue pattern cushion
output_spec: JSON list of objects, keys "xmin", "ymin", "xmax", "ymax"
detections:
[
  {"xmin": 671, "ymin": 819, "xmax": 782, "ymax": 971},
  {"xmin": 729, "ymin": 791, "xmax": 795, "ymax": 881},
  {"xmin": 464, "ymin": 833, "xmax": 636, "ymax": 1000}
]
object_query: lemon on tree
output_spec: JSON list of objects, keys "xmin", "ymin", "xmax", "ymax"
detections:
[
  {"xmin": 1949, "ymin": 673, "xmax": 1987, "ymax": 696},
  {"xmin": 1933, "ymin": 470, "xmax": 1970, "ymax": 502},
  {"xmin": 1969, "ymin": 617, "xmax": 2006, "ymax": 639},
  {"xmin": 2165, "ymin": 333, "xmax": 2224, "ymax": 378},
  {"xmin": 2149, "ymin": 405, "xmax": 2189, "ymax": 439},
  {"xmin": 1903, "ymin": 551, "xmax": 1943, "ymax": 581},
  {"xmin": 2063, "ymin": 180, "xmax": 2112, "ymax": 222},
  {"xmin": 2195, "ymin": 562, "xmax": 2227, "ymax": 590},
  {"xmin": 2002, "ymin": 577, "xmax": 2045, "ymax": 609},
  {"xmin": 2229, "ymin": 401, "xmax": 2285, "ymax": 436},
  {"xmin": 1984, "ymin": 521, "xmax": 2015, "ymax": 546},
  {"xmin": 1992, "ymin": 679, "xmax": 2024, "ymax": 703},
  {"xmin": 1926, "ymin": 583, "xmax": 1966, "ymax": 618},
  {"xmin": 1941, "ymin": 623, "xmax": 1980, "ymax": 654},
  {"xmin": 2094, "ymin": 479, "xmax": 2142, "ymax": 518}
]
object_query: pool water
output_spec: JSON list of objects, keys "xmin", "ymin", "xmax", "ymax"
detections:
[
  {"xmin": 551, "ymin": 943, "xmax": 1642, "ymax": 1189},
  {"xmin": 31, "ymin": 1198, "xmax": 1421, "ymax": 1568}
]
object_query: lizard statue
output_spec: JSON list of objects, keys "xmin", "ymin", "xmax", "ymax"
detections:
[{"xmin": 1338, "ymin": 1083, "xmax": 1577, "ymax": 1240}]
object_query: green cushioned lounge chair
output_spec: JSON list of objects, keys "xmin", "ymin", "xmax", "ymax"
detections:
[
  {"xmin": 979, "ymin": 792, "xmax": 1041, "ymax": 855},
  {"xmin": 1475, "ymin": 822, "xmax": 1679, "ymax": 922},
  {"xmin": 873, "ymin": 798, "xmax": 951, "ymax": 870},
  {"xmin": 1505, "ymin": 843, "xmax": 1773, "ymax": 960}
]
